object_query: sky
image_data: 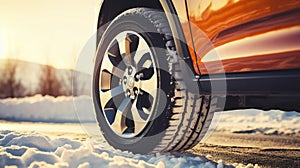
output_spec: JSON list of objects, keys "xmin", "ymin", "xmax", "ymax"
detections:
[{"xmin": 0, "ymin": 0, "xmax": 100, "ymax": 69}]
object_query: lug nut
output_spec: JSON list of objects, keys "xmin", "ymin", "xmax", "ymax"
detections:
[
  {"xmin": 130, "ymin": 95, "xmax": 135, "ymax": 99},
  {"xmin": 125, "ymin": 90, "xmax": 130, "ymax": 97},
  {"xmin": 135, "ymin": 73, "xmax": 143, "ymax": 81},
  {"xmin": 123, "ymin": 76, "xmax": 127, "ymax": 85},
  {"xmin": 135, "ymin": 74, "xmax": 139, "ymax": 81},
  {"xmin": 139, "ymin": 73, "xmax": 144, "ymax": 79},
  {"xmin": 128, "ymin": 67, "xmax": 133, "ymax": 75}
]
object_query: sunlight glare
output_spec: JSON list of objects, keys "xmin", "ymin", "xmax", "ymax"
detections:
[
  {"xmin": 0, "ymin": 30, "xmax": 7, "ymax": 59},
  {"xmin": 211, "ymin": 0, "xmax": 229, "ymax": 11}
]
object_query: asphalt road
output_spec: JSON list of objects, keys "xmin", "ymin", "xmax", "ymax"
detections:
[{"xmin": 189, "ymin": 132, "xmax": 300, "ymax": 168}]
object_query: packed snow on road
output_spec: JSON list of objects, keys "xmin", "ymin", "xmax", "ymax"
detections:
[
  {"xmin": 0, "ymin": 130, "xmax": 255, "ymax": 168},
  {"xmin": 1, "ymin": 95, "xmax": 299, "ymax": 167}
]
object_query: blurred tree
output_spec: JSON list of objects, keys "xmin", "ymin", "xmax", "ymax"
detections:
[
  {"xmin": 0, "ymin": 59, "xmax": 26, "ymax": 98},
  {"xmin": 38, "ymin": 64, "xmax": 62, "ymax": 97}
]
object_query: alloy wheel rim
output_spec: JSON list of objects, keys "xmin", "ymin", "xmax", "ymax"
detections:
[{"xmin": 98, "ymin": 31, "xmax": 158, "ymax": 138}]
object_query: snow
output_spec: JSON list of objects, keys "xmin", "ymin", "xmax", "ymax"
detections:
[
  {"xmin": 1, "ymin": 95, "xmax": 299, "ymax": 167},
  {"xmin": 0, "ymin": 95, "xmax": 95, "ymax": 123},
  {"xmin": 1, "ymin": 95, "xmax": 300, "ymax": 137},
  {"xmin": 214, "ymin": 109, "xmax": 300, "ymax": 136},
  {"xmin": 1, "ymin": 95, "xmax": 299, "ymax": 136},
  {"xmin": 0, "ymin": 130, "xmax": 234, "ymax": 168}
]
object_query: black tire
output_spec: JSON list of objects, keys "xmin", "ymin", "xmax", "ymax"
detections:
[{"xmin": 92, "ymin": 8, "xmax": 214, "ymax": 154}]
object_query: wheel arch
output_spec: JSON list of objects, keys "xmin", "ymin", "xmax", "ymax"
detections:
[
  {"xmin": 97, "ymin": 0, "xmax": 163, "ymax": 44},
  {"xmin": 97, "ymin": 0, "xmax": 197, "ymax": 82}
]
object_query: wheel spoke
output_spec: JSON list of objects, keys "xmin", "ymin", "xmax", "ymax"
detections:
[
  {"xmin": 137, "ymin": 53, "xmax": 152, "ymax": 69},
  {"xmin": 131, "ymin": 99, "xmax": 148, "ymax": 134},
  {"xmin": 112, "ymin": 67, "xmax": 125, "ymax": 79},
  {"xmin": 111, "ymin": 97, "xmax": 132, "ymax": 135},
  {"xmin": 117, "ymin": 34, "xmax": 126, "ymax": 56},
  {"xmin": 100, "ymin": 85, "xmax": 124, "ymax": 108},
  {"xmin": 133, "ymin": 40, "xmax": 150, "ymax": 67},
  {"xmin": 140, "ymin": 72, "xmax": 157, "ymax": 96}
]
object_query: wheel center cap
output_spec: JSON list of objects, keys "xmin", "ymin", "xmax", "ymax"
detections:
[{"xmin": 127, "ymin": 77, "xmax": 135, "ymax": 88}]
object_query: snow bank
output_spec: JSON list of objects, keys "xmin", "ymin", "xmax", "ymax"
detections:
[
  {"xmin": 0, "ymin": 95, "xmax": 96, "ymax": 123},
  {"xmin": 214, "ymin": 109, "xmax": 300, "ymax": 136},
  {"xmin": 0, "ymin": 95, "xmax": 299, "ymax": 136},
  {"xmin": 0, "ymin": 130, "xmax": 236, "ymax": 168}
]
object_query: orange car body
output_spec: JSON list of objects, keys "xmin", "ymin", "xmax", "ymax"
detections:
[{"xmin": 172, "ymin": 0, "xmax": 300, "ymax": 75}]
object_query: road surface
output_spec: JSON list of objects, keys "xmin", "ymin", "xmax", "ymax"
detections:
[{"xmin": 1, "ymin": 121, "xmax": 299, "ymax": 167}]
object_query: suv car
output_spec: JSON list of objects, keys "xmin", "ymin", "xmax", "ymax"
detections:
[{"xmin": 92, "ymin": 0, "xmax": 300, "ymax": 154}]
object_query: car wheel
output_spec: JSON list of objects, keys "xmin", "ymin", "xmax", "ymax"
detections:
[{"xmin": 92, "ymin": 8, "xmax": 214, "ymax": 154}]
